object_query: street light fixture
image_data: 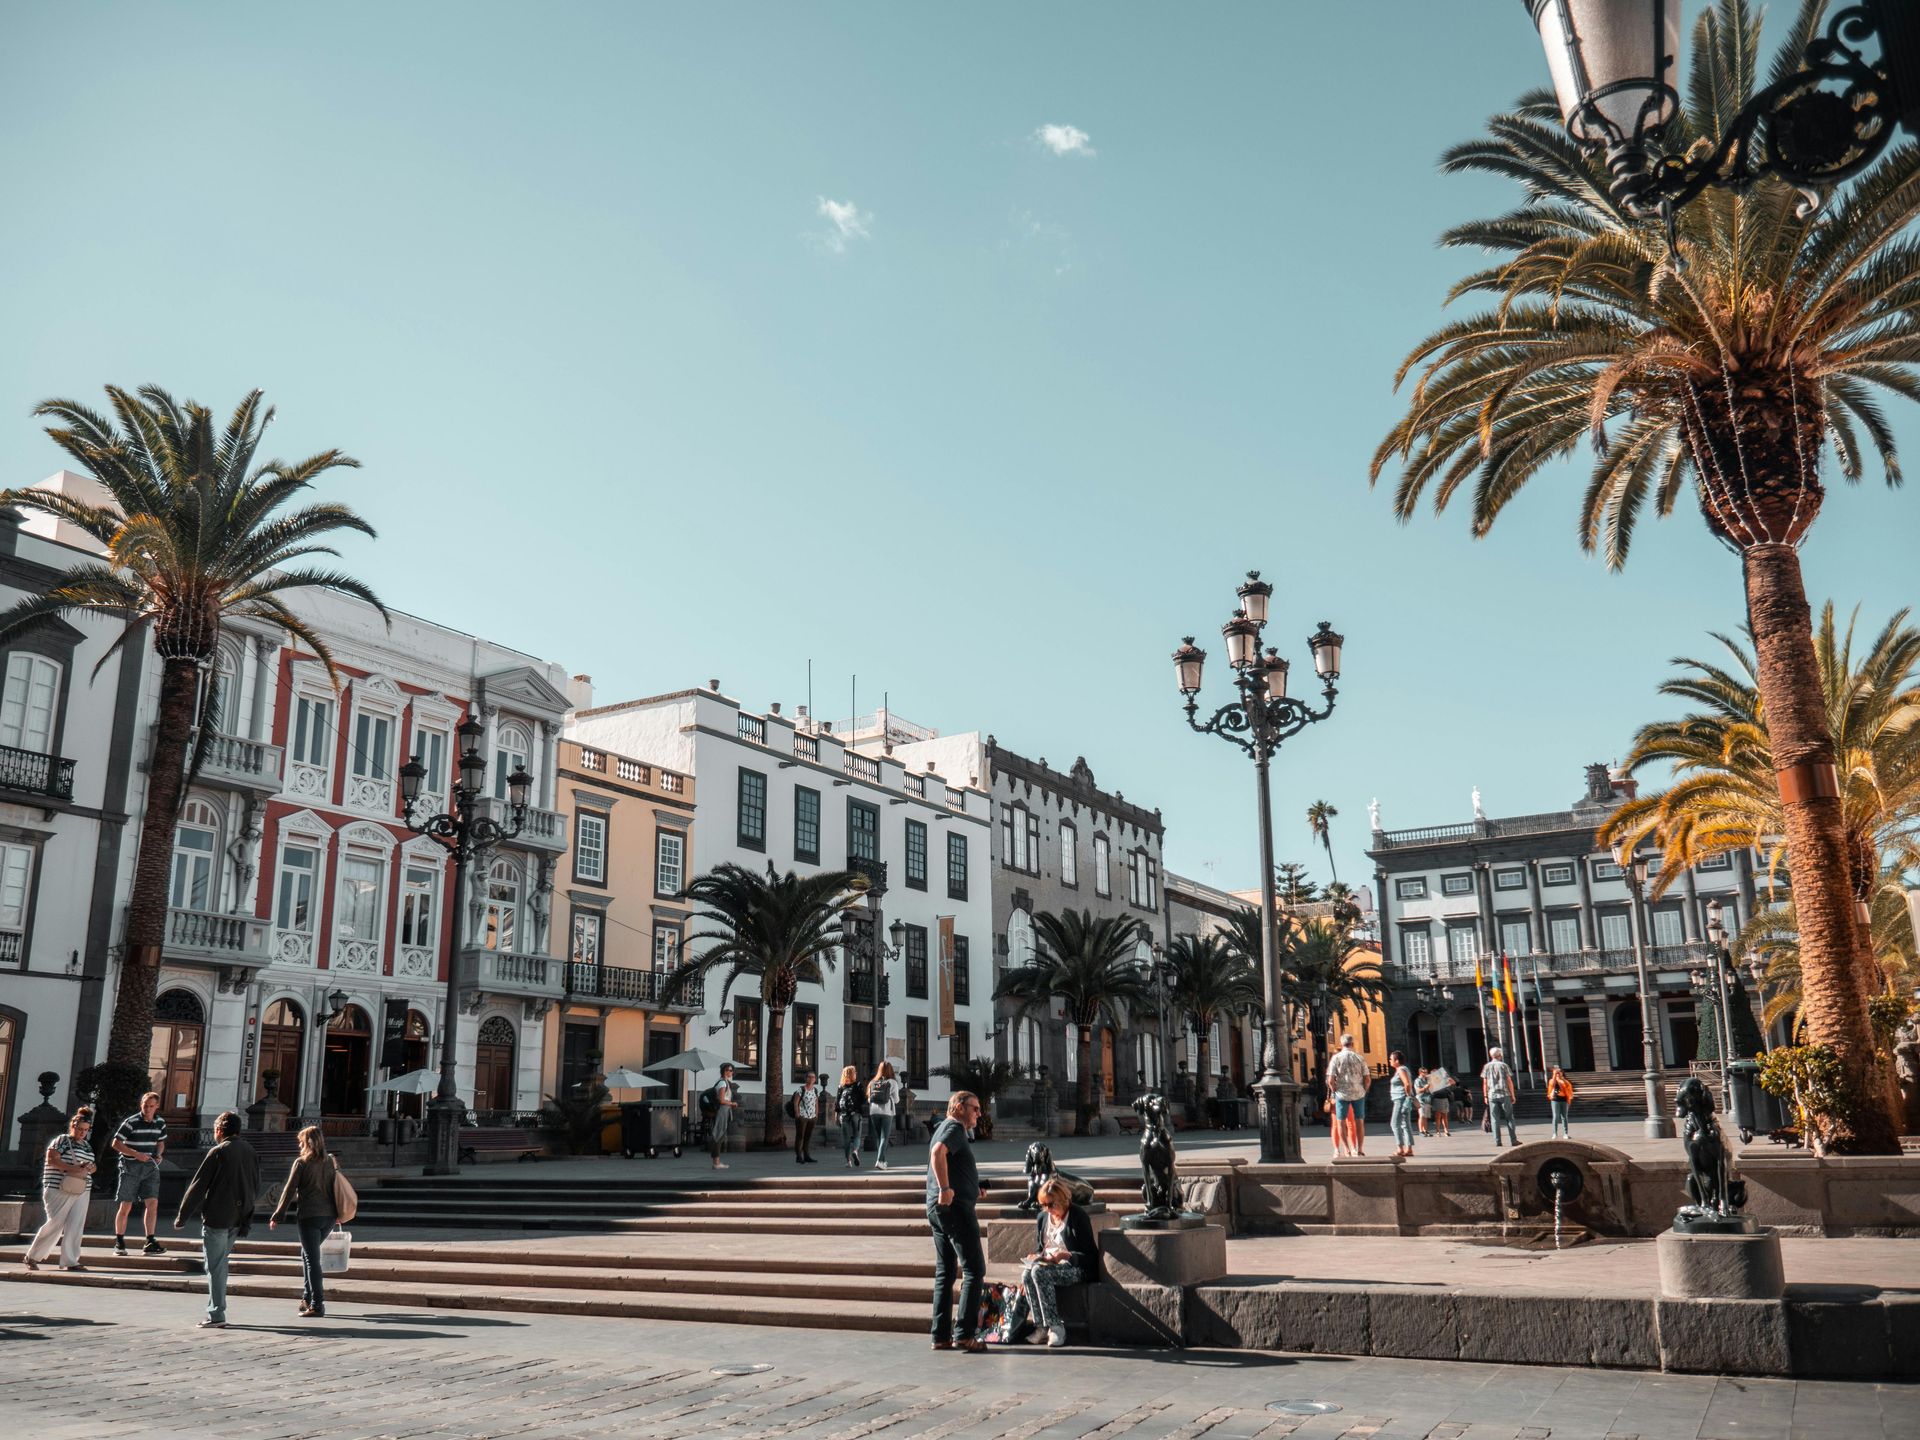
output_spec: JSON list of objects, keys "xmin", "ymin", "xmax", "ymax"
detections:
[
  {"xmin": 1611, "ymin": 838, "xmax": 1674, "ymax": 1138},
  {"xmin": 1703, "ymin": 896, "xmax": 1746, "ymax": 1135},
  {"xmin": 1174, "ymin": 570, "xmax": 1344, "ymax": 1163},
  {"xmin": 399, "ymin": 713, "xmax": 532, "ymax": 1175},
  {"xmin": 1525, "ymin": 0, "xmax": 1920, "ymax": 220},
  {"xmin": 1136, "ymin": 921, "xmax": 1176, "ymax": 1100}
]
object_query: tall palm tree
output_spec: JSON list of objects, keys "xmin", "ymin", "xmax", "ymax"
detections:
[
  {"xmin": 1373, "ymin": 0, "xmax": 1919, "ymax": 1152},
  {"xmin": 1162, "ymin": 933, "xmax": 1262, "ymax": 1102},
  {"xmin": 1741, "ymin": 883, "xmax": 1918, "ymax": 1037},
  {"xmin": 994, "ymin": 909, "xmax": 1152, "ymax": 1135},
  {"xmin": 663, "ymin": 862, "xmax": 859, "ymax": 1147},
  {"xmin": 1282, "ymin": 919, "xmax": 1388, "ymax": 1099},
  {"xmin": 1306, "ymin": 800, "xmax": 1340, "ymax": 884},
  {"xmin": 0, "ymin": 386, "xmax": 383, "ymax": 1080}
]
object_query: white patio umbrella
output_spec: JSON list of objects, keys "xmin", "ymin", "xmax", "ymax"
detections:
[
  {"xmin": 643, "ymin": 1047, "xmax": 730, "ymax": 1079},
  {"xmin": 371, "ymin": 1069, "xmax": 441, "ymax": 1096},
  {"xmin": 601, "ymin": 1067, "xmax": 666, "ymax": 1095}
]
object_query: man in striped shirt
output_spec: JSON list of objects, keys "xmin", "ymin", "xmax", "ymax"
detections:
[{"xmin": 113, "ymin": 1092, "xmax": 168, "ymax": 1256}]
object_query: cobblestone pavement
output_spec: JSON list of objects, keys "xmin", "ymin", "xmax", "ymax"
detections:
[{"xmin": 3, "ymin": 1286, "xmax": 1910, "ymax": 1440}]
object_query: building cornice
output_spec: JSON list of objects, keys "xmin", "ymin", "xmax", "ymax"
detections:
[{"xmin": 984, "ymin": 738, "xmax": 1163, "ymax": 837}]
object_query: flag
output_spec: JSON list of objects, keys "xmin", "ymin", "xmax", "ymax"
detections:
[
  {"xmin": 1474, "ymin": 958, "xmax": 1485, "ymax": 992},
  {"xmin": 1503, "ymin": 953, "xmax": 1519, "ymax": 1014}
]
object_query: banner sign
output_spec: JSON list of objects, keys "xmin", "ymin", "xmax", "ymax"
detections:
[
  {"xmin": 938, "ymin": 916, "xmax": 956, "ymax": 1038},
  {"xmin": 380, "ymin": 997, "xmax": 411, "ymax": 1070}
]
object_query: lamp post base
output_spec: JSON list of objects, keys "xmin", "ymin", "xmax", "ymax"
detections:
[
  {"xmin": 1643, "ymin": 1071, "xmax": 1675, "ymax": 1140},
  {"xmin": 424, "ymin": 1095, "xmax": 465, "ymax": 1176},
  {"xmin": 1254, "ymin": 1078, "xmax": 1303, "ymax": 1164}
]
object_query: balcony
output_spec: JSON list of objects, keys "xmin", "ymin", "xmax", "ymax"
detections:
[
  {"xmin": 196, "ymin": 730, "xmax": 284, "ymax": 795},
  {"xmin": 459, "ymin": 946, "xmax": 564, "ymax": 1001},
  {"xmin": 167, "ymin": 907, "xmax": 270, "ymax": 977},
  {"xmin": 846, "ymin": 970, "xmax": 890, "ymax": 1007},
  {"xmin": 847, "ymin": 856, "xmax": 888, "ymax": 897},
  {"xmin": 563, "ymin": 962, "xmax": 706, "ymax": 1010},
  {"xmin": 0, "ymin": 929, "xmax": 21, "ymax": 964},
  {"xmin": 0, "ymin": 742, "xmax": 74, "ymax": 804},
  {"xmin": 1389, "ymin": 942, "xmax": 1717, "ymax": 987},
  {"xmin": 475, "ymin": 797, "xmax": 568, "ymax": 854}
]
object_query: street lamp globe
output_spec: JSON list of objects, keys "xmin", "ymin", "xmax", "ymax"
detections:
[
  {"xmin": 1236, "ymin": 570, "xmax": 1273, "ymax": 628},
  {"xmin": 506, "ymin": 763, "xmax": 534, "ymax": 812},
  {"xmin": 1526, "ymin": 0, "xmax": 1682, "ymax": 150},
  {"xmin": 1221, "ymin": 611, "xmax": 1260, "ymax": 669},
  {"xmin": 1172, "ymin": 637, "xmax": 1206, "ymax": 695},
  {"xmin": 1705, "ymin": 896, "xmax": 1727, "ymax": 948},
  {"xmin": 1260, "ymin": 649, "xmax": 1290, "ymax": 702},
  {"xmin": 888, "ymin": 918, "xmax": 906, "ymax": 950},
  {"xmin": 1307, "ymin": 622, "xmax": 1344, "ymax": 680},
  {"xmin": 399, "ymin": 755, "xmax": 426, "ymax": 808}
]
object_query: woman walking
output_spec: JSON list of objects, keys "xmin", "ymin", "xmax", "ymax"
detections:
[
  {"xmin": 269, "ymin": 1125, "xmax": 338, "ymax": 1317},
  {"xmin": 1387, "ymin": 1051, "xmax": 1418, "ymax": 1158},
  {"xmin": 1414, "ymin": 1067, "xmax": 1434, "ymax": 1137},
  {"xmin": 1547, "ymin": 1066, "xmax": 1576, "ymax": 1138},
  {"xmin": 866, "ymin": 1061, "xmax": 899, "ymax": 1170},
  {"xmin": 836, "ymin": 1064, "xmax": 867, "ymax": 1168},
  {"xmin": 1020, "ymin": 1177, "xmax": 1099, "ymax": 1348},
  {"xmin": 23, "ymin": 1109, "xmax": 96, "ymax": 1271}
]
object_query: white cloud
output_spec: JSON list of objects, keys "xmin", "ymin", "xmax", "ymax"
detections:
[
  {"xmin": 1034, "ymin": 123, "xmax": 1095, "ymax": 158},
  {"xmin": 814, "ymin": 196, "xmax": 872, "ymax": 254}
]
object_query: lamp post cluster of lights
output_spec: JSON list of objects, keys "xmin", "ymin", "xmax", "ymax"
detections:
[
  {"xmin": 1173, "ymin": 571, "xmax": 1343, "ymax": 1164},
  {"xmin": 1609, "ymin": 839, "xmax": 1675, "ymax": 1139},
  {"xmin": 398, "ymin": 714, "xmax": 534, "ymax": 1176}
]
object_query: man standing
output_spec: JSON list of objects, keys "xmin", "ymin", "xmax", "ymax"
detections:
[
  {"xmin": 705, "ymin": 1062, "xmax": 738, "ymax": 1170},
  {"xmin": 1325, "ymin": 1034, "xmax": 1371, "ymax": 1158},
  {"xmin": 175, "ymin": 1112, "xmax": 259, "ymax": 1329},
  {"xmin": 1482, "ymin": 1046, "xmax": 1519, "ymax": 1148},
  {"xmin": 793, "ymin": 1071, "xmax": 820, "ymax": 1165},
  {"xmin": 112, "ymin": 1092, "xmax": 168, "ymax": 1256},
  {"xmin": 926, "ymin": 1090, "xmax": 989, "ymax": 1354}
]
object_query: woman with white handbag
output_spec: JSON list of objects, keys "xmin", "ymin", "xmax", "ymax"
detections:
[
  {"xmin": 268, "ymin": 1125, "xmax": 350, "ymax": 1317},
  {"xmin": 23, "ymin": 1109, "xmax": 97, "ymax": 1271}
]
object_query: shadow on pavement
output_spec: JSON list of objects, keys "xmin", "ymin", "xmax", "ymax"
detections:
[
  {"xmin": 223, "ymin": 1323, "xmax": 469, "ymax": 1340},
  {"xmin": 348, "ymin": 1311, "xmax": 530, "ymax": 1327}
]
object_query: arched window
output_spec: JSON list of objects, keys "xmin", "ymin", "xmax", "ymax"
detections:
[
  {"xmin": 0, "ymin": 1007, "xmax": 19, "ymax": 1153},
  {"xmin": 474, "ymin": 1015, "xmax": 517, "ymax": 1115},
  {"xmin": 148, "ymin": 989, "xmax": 207, "ymax": 1124},
  {"xmin": 170, "ymin": 799, "xmax": 221, "ymax": 911},
  {"xmin": 484, "ymin": 857, "xmax": 521, "ymax": 952},
  {"xmin": 494, "ymin": 722, "xmax": 532, "ymax": 802},
  {"xmin": 258, "ymin": 999, "xmax": 305, "ymax": 1110}
]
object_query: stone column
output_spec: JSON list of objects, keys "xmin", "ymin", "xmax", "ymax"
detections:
[
  {"xmin": 1527, "ymin": 860, "xmax": 1547, "ymax": 955},
  {"xmin": 1682, "ymin": 868, "xmax": 1702, "ymax": 942},
  {"xmin": 1587, "ymin": 997, "xmax": 1614, "ymax": 1070},
  {"xmin": 1532, "ymin": 957, "xmax": 1561, "ymax": 1071},
  {"xmin": 249, "ymin": 635, "xmax": 275, "ymax": 741},
  {"xmin": 1474, "ymin": 864, "xmax": 1497, "ymax": 954},
  {"xmin": 299, "ymin": 983, "xmax": 328, "ymax": 1119},
  {"xmin": 1576, "ymin": 856, "xmax": 1598, "ymax": 950},
  {"xmin": 537, "ymin": 720, "xmax": 558, "ymax": 809}
]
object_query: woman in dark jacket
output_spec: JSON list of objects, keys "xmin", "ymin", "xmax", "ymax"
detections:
[
  {"xmin": 1020, "ymin": 1177, "xmax": 1099, "ymax": 1348},
  {"xmin": 269, "ymin": 1125, "xmax": 338, "ymax": 1317}
]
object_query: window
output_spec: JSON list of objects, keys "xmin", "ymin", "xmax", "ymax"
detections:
[
  {"xmin": 1395, "ymin": 877, "xmax": 1428, "ymax": 900},
  {"xmin": 1543, "ymin": 864, "xmax": 1575, "ymax": 886},
  {"xmin": 947, "ymin": 832, "xmax": 968, "ymax": 901},
  {"xmin": 1593, "ymin": 859, "xmax": 1624, "ymax": 881},
  {"xmin": 652, "ymin": 925, "xmax": 680, "ymax": 969},
  {"xmin": 400, "ymin": 864, "xmax": 436, "ymax": 947},
  {"xmin": 906, "ymin": 1015, "xmax": 928, "ymax": 1090},
  {"xmin": 950, "ymin": 1019, "xmax": 971, "ymax": 1076},
  {"xmin": 1093, "ymin": 835, "xmax": 1111, "ymax": 896},
  {"xmin": 412, "ymin": 728, "xmax": 448, "ymax": 797},
  {"xmin": 0, "ymin": 653, "xmax": 60, "ymax": 754},
  {"xmin": 1446, "ymin": 923, "xmax": 1478, "ymax": 968},
  {"xmin": 1500, "ymin": 918, "xmax": 1532, "ymax": 955},
  {"xmin": 1146, "ymin": 857, "xmax": 1158, "ymax": 910},
  {"xmin": 336, "ymin": 855, "xmax": 382, "ymax": 940},
  {"xmin": 905, "ymin": 924, "xmax": 929, "ymax": 998},
  {"xmin": 484, "ymin": 858, "xmax": 520, "ymax": 952},
  {"xmin": 1401, "ymin": 929, "xmax": 1431, "ymax": 970},
  {"xmin": 1441, "ymin": 874, "xmax": 1473, "ymax": 896},
  {"xmin": 0, "ymin": 841, "xmax": 33, "ymax": 945},
  {"xmin": 1652, "ymin": 908, "xmax": 1685, "ymax": 947},
  {"xmin": 571, "ymin": 910, "xmax": 603, "ymax": 963},
  {"xmin": 1001, "ymin": 805, "xmax": 1038, "ymax": 874},
  {"xmin": 793, "ymin": 786, "xmax": 820, "ymax": 864},
  {"xmin": 1130, "ymin": 850, "xmax": 1145, "ymax": 906},
  {"xmin": 732, "ymin": 998, "xmax": 762, "ymax": 1076},
  {"xmin": 655, "ymin": 830, "xmax": 684, "ymax": 896},
  {"xmin": 1494, "ymin": 868, "xmax": 1527, "ymax": 891},
  {"xmin": 275, "ymin": 846, "xmax": 319, "ymax": 931},
  {"xmin": 574, "ymin": 811, "xmax": 607, "ymax": 883},
  {"xmin": 351, "ymin": 711, "xmax": 391, "ymax": 780},
  {"xmin": 1697, "ymin": 853, "xmax": 1732, "ymax": 871},
  {"xmin": 1599, "ymin": 911, "xmax": 1632, "ymax": 950},
  {"xmin": 953, "ymin": 935, "xmax": 971, "ymax": 1005},
  {"xmin": 169, "ymin": 802, "xmax": 219, "ymax": 910},
  {"xmin": 848, "ymin": 800, "xmax": 879, "ymax": 864},
  {"xmin": 791, "ymin": 1003, "xmax": 819, "ymax": 1076},
  {"xmin": 290, "ymin": 696, "xmax": 331, "ymax": 769},
  {"xmin": 736, "ymin": 768, "xmax": 766, "ymax": 850},
  {"xmin": 905, "ymin": 820, "xmax": 928, "ymax": 889},
  {"xmin": 1549, "ymin": 915, "xmax": 1581, "ymax": 953},
  {"xmin": 494, "ymin": 723, "xmax": 532, "ymax": 801},
  {"xmin": 1060, "ymin": 823, "xmax": 1077, "ymax": 886}
]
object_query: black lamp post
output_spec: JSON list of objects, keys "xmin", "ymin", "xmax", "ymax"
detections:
[
  {"xmin": 1612, "ymin": 839, "xmax": 1675, "ymax": 1139},
  {"xmin": 1174, "ymin": 570, "xmax": 1344, "ymax": 1163},
  {"xmin": 398, "ymin": 714, "xmax": 533, "ymax": 1175},
  {"xmin": 1703, "ymin": 896, "xmax": 1745, "ymax": 1134},
  {"xmin": 1136, "ymin": 921, "xmax": 1177, "ymax": 1099},
  {"xmin": 1525, "ymin": 0, "xmax": 1919, "ymax": 222}
]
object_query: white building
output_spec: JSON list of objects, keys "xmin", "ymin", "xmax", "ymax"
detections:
[{"xmin": 566, "ymin": 683, "xmax": 995, "ymax": 1119}]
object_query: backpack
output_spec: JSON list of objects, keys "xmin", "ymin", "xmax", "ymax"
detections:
[
  {"xmin": 329, "ymin": 1157, "xmax": 358, "ymax": 1224},
  {"xmin": 783, "ymin": 1091, "xmax": 798, "ymax": 1119},
  {"xmin": 699, "ymin": 1085, "xmax": 720, "ymax": 1117}
]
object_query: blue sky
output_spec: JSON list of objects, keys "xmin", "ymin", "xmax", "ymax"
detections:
[{"xmin": 3, "ymin": 3, "xmax": 1912, "ymax": 895}]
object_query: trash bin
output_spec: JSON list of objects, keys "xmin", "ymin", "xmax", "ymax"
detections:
[
  {"xmin": 620, "ymin": 1100, "xmax": 684, "ymax": 1159},
  {"xmin": 1726, "ymin": 1060, "xmax": 1782, "ymax": 1141}
]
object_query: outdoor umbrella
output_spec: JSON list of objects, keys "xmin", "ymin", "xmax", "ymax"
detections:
[
  {"xmin": 643, "ymin": 1047, "xmax": 729, "ymax": 1080},
  {"xmin": 601, "ymin": 1067, "xmax": 666, "ymax": 1094},
  {"xmin": 371, "ymin": 1069, "xmax": 442, "ymax": 1096}
]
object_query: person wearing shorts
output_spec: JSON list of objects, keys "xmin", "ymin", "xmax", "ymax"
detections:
[
  {"xmin": 112, "ymin": 1092, "xmax": 168, "ymax": 1256},
  {"xmin": 1429, "ymin": 1072, "xmax": 1453, "ymax": 1136},
  {"xmin": 1325, "ymin": 1034, "xmax": 1370, "ymax": 1157},
  {"xmin": 1414, "ymin": 1067, "xmax": 1434, "ymax": 1137}
]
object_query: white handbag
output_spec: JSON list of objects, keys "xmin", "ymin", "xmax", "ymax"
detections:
[{"xmin": 318, "ymin": 1226, "xmax": 352, "ymax": 1274}]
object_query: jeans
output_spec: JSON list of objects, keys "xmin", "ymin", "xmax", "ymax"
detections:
[
  {"xmin": 1021, "ymin": 1259, "xmax": 1084, "ymax": 1332},
  {"xmin": 1550, "ymin": 1098, "xmax": 1571, "ymax": 1137},
  {"xmin": 1390, "ymin": 1096, "xmax": 1416, "ymax": 1149},
  {"xmin": 1489, "ymin": 1097, "xmax": 1518, "ymax": 1146},
  {"xmin": 868, "ymin": 1115, "xmax": 891, "ymax": 1166},
  {"xmin": 842, "ymin": 1115, "xmax": 865, "ymax": 1162},
  {"xmin": 26, "ymin": 1186, "xmax": 89, "ymax": 1267},
  {"xmin": 927, "ymin": 1203, "xmax": 985, "ymax": 1343},
  {"xmin": 201, "ymin": 1224, "xmax": 237, "ymax": 1322},
  {"xmin": 297, "ymin": 1218, "xmax": 332, "ymax": 1309},
  {"xmin": 794, "ymin": 1117, "xmax": 815, "ymax": 1160}
]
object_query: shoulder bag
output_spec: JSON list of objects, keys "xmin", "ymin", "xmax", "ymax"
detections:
[{"xmin": 329, "ymin": 1156, "xmax": 359, "ymax": 1223}]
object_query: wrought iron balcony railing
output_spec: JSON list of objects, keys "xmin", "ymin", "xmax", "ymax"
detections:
[
  {"xmin": 846, "ymin": 970, "xmax": 890, "ymax": 1007},
  {"xmin": 0, "ymin": 742, "xmax": 74, "ymax": 802}
]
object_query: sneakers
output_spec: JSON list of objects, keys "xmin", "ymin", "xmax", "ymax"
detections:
[
  {"xmin": 1046, "ymin": 1326, "xmax": 1067, "ymax": 1348},
  {"xmin": 713, "ymin": 1161, "xmax": 730, "ymax": 1170},
  {"xmin": 114, "ymin": 1237, "xmax": 128, "ymax": 1256},
  {"xmin": 143, "ymin": 1239, "xmax": 166, "ymax": 1257},
  {"xmin": 851, "ymin": 1153, "xmax": 861, "ymax": 1168},
  {"xmin": 198, "ymin": 1319, "xmax": 226, "ymax": 1329},
  {"xmin": 875, "ymin": 1160, "xmax": 888, "ymax": 1170}
]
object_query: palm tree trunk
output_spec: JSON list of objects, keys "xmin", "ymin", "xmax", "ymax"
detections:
[
  {"xmin": 1076, "ymin": 1025, "xmax": 1095, "ymax": 1136},
  {"xmin": 763, "ymin": 1005, "xmax": 788, "ymax": 1148},
  {"xmin": 1744, "ymin": 545, "xmax": 1898, "ymax": 1152},
  {"xmin": 1322, "ymin": 835, "xmax": 1339, "ymax": 884},
  {"xmin": 106, "ymin": 655, "xmax": 199, "ymax": 1069}
]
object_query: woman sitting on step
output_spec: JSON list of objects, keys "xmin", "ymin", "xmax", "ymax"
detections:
[{"xmin": 1020, "ymin": 1177, "xmax": 1100, "ymax": 1349}]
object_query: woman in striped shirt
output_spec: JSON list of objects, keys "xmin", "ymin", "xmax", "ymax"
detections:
[{"xmin": 23, "ymin": 1109, "xmax": 97, "ymax": 1271}]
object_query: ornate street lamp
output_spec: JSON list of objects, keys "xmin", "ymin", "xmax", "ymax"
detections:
[
  {"xmin": 399, "ymin": 713, "xmax": 533, "ymax": 1175},
  {"xmin": 1526, "ymin": 0, "xmax": 1920, "ymax": 220},
  {"xmin": 1136, "ymin": 921, "xmax": 1176, "ymax": 1099},
  {"xmin": 1703, "ymin": 896, "xmax": 1745, "ymax": 1134},
  {"xmin": 1611, "ymin": 839, "xmax": 1675, "ymax": 1138},
  {"xmin": 1173, "ymin": 571, "xmax": 1344, "ymax": 1163}
]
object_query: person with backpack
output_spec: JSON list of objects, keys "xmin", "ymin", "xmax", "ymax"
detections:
[
  {"xmin": 790, "ymin": 1071, "xmax": 821, "ymax": 1164},
  {"xmin": 268, "ymin": 1125, "xmax": 344, "ymax": 1318},
  {"xmin": 865, "ymin": 1061, "xmax": 899, "ymax": 1170},
  {"xmin": 835, "ymin": 1064, "xmax": 867, "ymax": 1168},
  {"xmin": 702, "ymin": 1062, "xmax": 738, "ymax": 1170}
]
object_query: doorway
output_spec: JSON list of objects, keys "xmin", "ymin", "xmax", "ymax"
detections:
[
  {"xmin": 1562, "ymin": 1008, "xmax": 1596, "ymax": 1072},
  {"xmin": 321, "ymin": 1004, "xmax": 372, "ymax": 1134},
  {"xmin": 1665, "ymin": 996, "xmax": 1698, "ymax": 1068},
  {"xmin": 147, "ymin": 990, "xmax": 206, "ymax": 1127},
  {"xmin": 559, "ymin": 1020, "xmax": 600, "ymax": 1099},
  {"xmin": 475, "ymin": 1015, "xmax": 519, "ymax": 1115},
  {"xmin": 1612, "ymin": 1000, "xmax": 1645, "ymax": 1073},
  {"xmin": 647, "ymin": 1028, "xmax": 684, "ymax": 1109},
  {"xmin": 1410, "ymin": 1013, "xmax": 1442, "ymax": 1070},
  {"xmin": 1461, "ymin": 1023, "xmax": 1486, "ymax": 1074},
  {"xmin": 395, "ymin": 1010, "xmax": 431, "ymax": 1119},
  {"xmin": 256, "ymin": 999, "xmax": 305, "ymax": 1112}
]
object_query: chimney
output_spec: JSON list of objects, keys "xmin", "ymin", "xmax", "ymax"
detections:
[
  {"xmin": 565, "ymin": 674, "xmax": 594, "ymax": 710},
  {"xmin": 769, "ymin": 702, "xmax": 782, "ymax": 716},
  {"xmin": 708, "ymin": 678, "xmax": 721, "ymax": 692}
]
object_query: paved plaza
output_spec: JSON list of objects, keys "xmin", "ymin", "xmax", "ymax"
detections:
[{"xmin": 4, "ymin": 1282, "xmax": 1914, "ymax": 1440}]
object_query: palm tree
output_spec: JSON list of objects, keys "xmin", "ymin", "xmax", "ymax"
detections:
[
  {"xmin": 1162, "ymin": 934, "xmax": 1262, "ymax": 1102},
  {"xmin": 1306, "ymin": 800, "xmax": 1340, "ymax": 883},
  {"xmin": 663, "ymin": 862, "xmax": 859, "ymax": 1147},
  {"xmin": 1741, "ymin": 884, "xmax": 1918, "ymax": 1038},
  {"xmin": 994, "ymin": 909, "xmax": 1152, "ymax": 1135},
  {"xmin": 1373, "ymin": 1, "xmax": 1919, "ymax": 1151},
  {"xmin": 1282, "ymin": 919, "xmax": 1388, "ymax": 1100},
  {"xmin": 1600, "ymin": 604, "xmax": 1920, "ymax": 1032},
  {"xmin": 0, "ymin": 386, "xmax": 383, "ymax": 1081}
]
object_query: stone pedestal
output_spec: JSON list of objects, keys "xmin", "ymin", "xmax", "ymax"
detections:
[
  {"xmin": 245, "ymin": 1094, "xmax": 290, "ymax": 1133},
  {"xmin": 15, "ymin": 1100, "xmax": 64, "ymax": 1165},
  {"xmin": 1099, "ymin": 1222, "xmax": 1227, "ymax": 1287},
  {"xmin": 1254, "ymin": 1079, "xmax": 1303, "ymax": 1164},
  {"xmin": 985, "ymin": 1204, "xmax": 1116, "ymax": 1263},
  {"xmin": 1657, "ymin": 1227, "xmax": 1785, "ymax": 1299}
]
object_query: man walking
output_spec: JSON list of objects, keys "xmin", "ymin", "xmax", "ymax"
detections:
[
  {"xmin": 793, "ymin": 1071, "xmax": 820, "ymax": 1164},
  {"xmin": 112, "ymin": 1091, "xmax": 168, "ymax": 1256},
  {"xmin": 1325, "ymin": 1034, "xmax": 1371, "ymax": 1158},
  {"xmin": 926, "ymin": 1090, "xmax": 989, "ymax": 1353},
  {"xmin": 1482, "ymin": 1046, "xmax": 1519, "ymax": 1148},
  {"xmin": 175, "ymin": 1112, "xmax": 259, "ymax": 1329},
  {"xmin": 705, "ymin": 1062, "xmax": 738, "ymax": 1170}
]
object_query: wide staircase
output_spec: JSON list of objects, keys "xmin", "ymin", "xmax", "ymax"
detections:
[{"xmin": 1509, "ymin": 1069, "xmax": 1689, "ymax": 1122}]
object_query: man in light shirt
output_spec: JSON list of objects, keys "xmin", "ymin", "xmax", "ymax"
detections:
[
  {"xmin": 1325, "ymin": 1034, "xmax": 1371, "ymax": 1157},
  {"xmin": 1482, "ymin": 1047, "xmax": 1519, "ymax": 1148}
]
